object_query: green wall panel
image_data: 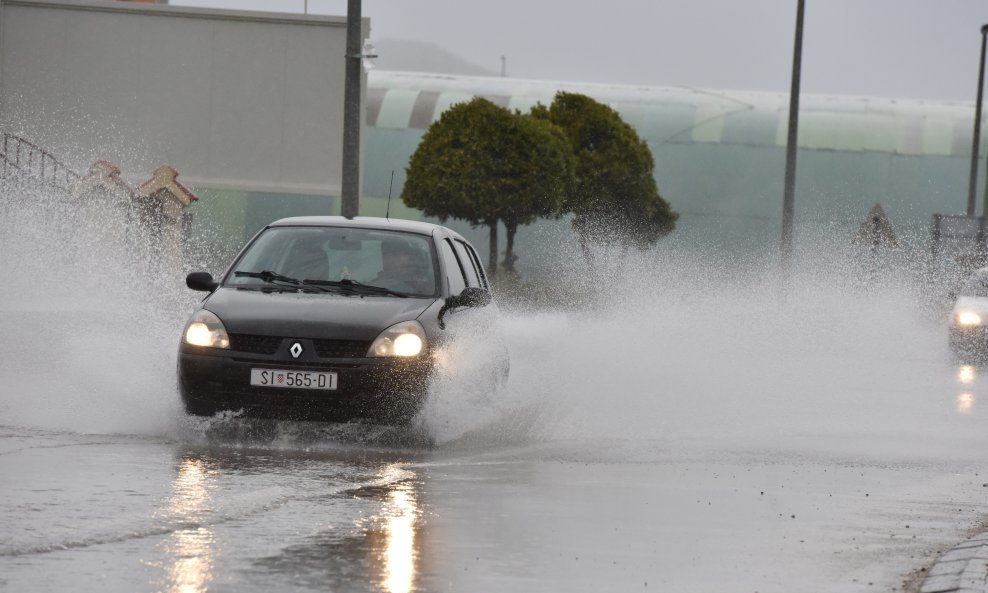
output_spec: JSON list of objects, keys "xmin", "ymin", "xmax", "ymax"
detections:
[
  {"xmin": 185, "ymin": 187, "xmax": 247, "ymax": 271},
  {"xmin": 244, "ymin": 192, "xmax": 338, "ymax": 239}
]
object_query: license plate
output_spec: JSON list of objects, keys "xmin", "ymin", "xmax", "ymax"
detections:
[{"xmin": 250, "ymin": 369, "xmax": 337, "ymax": 390}]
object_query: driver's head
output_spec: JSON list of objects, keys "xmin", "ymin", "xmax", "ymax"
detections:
[
  {"xmin": 381, "ymin": 240, "xmax": 414, "ymax": 272},
  {"xmin": 289, "ymin": 233, "xmax": 329, "ymax": 278}
]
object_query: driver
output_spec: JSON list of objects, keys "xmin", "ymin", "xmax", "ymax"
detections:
[
  {"xmin": 373, "ymin": 240, "xmax": 423, "ymax": 291},
  {"xmin": 285, "ymin": 235, "xmax": 330, "ymax": 280}
]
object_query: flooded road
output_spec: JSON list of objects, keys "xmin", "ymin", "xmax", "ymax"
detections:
[
  {"xmin": 4, "ymin": 401, "xmax": 988, "ymax": 593},
  {"xmin": 5, "ymin": 190, "xmax": 988, "ymax": 591}
]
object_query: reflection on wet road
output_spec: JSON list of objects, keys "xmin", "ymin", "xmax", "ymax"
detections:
[
  {"xmin": 376, "ymin": 466, "xmax": 419, "ymax": 593},
  {"xmin": 956, "ymin": 364, "xmax": 979, "ymax": 414},
  {"xmin": 162, "ymin": 456, "xmax": 216, "ymax": 593},
  {"xmin": 0, "ymin": 426, "xmax": 433, "ymax": 593}
]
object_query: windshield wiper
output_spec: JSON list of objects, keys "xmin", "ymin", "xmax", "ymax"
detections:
[
  {"xmin": 234, "ymin": 270, "xmax": 301, "ymax": 286},
  {"xmin": 302, "ymin": 278, "xmax": 408, "ymax": 298}
]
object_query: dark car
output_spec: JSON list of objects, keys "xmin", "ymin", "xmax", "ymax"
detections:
[
  {"xmin": 177, "ymin": 216, "xmax": 506, "ymax": 423},
  {"xmin": 949, "ymin": 266, "xmax": 988, "ymax": 359}
]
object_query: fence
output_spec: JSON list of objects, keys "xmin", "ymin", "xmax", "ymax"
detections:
[{"xmin": 0, "ymin": 133, "xmax": 80, "ymax": 190}]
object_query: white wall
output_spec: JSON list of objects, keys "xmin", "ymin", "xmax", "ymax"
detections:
[{"xmin": 0, "ymin": 0, "xmax": 364, "ymax": 195}]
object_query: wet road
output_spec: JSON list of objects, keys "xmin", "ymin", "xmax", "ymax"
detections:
[{"xmin": 4, "ymin": 384, "xmax": 988, "ymax": 593}]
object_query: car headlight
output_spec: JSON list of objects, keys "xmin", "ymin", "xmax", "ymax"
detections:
[
  {"xmin": 368, "ymin": 321, "xmax": 426, "ymax": 357},
  {"xmin": 957, "ymin": 311, "xmax": 983, "ymax": 327},
  {"xmin": 183, "ymin": 309, "xmax": 230, "ymax": 348}
]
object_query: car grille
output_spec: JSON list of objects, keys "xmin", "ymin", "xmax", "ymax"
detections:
[
  {"xmin": 314, "ymin": 339, "xmax": 371, "ymax": 358},
  {"xmin": 227, "ymin": 334, "xmax": 370, "ymax": 359},
  {"xmin": 228, "ymin": 333, "xmax": 281, "ymax": 355}
]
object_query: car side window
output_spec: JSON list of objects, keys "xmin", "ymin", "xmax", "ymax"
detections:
[
  {"xmin": 440, "ymin": 239, "xmax": 468, "ymax": 295},
  {"xmin": 452, "ymin": 240, "xmax": 481, "ymax": 288},
  {"xmin": 461, "ymin": 242, "xmax": 489, "ymax": 289}
]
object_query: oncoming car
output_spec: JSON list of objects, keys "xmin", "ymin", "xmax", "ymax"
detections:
[
  {"xmin": 949, "ymin": 266, "xmax": 988, "ymax": 358},
  {"xmin": 177, "ymin": 216, "xmax": 506, "ymax": 423}
]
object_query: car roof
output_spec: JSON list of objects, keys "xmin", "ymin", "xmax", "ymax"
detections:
[{"xmin": 267, "ymin": 216, "xmax": 465, "ymax": 240}]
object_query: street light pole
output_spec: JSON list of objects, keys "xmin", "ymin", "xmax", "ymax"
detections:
[
  {"xmin": 340, "ymin": 0, "xmax": 362, "ymax": 219},
  {"xmin": 978, "ymin": 23, "xmax": 988, "ymax": 217},
  {"xmin": 969, "ymin": 25, "xmax": 988, "ymax": 217},
  {"xmin": 781, "ymin": 0, "xmax": 805, "ymax": 281},
  {"xmin": 0, "ymin": 1, "xmax": 5, "ymax": 114}
]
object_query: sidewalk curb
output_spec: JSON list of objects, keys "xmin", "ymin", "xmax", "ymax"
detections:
[{"xmin": 920, "ymin": 533, "xmax": 988, "ymax": 593}]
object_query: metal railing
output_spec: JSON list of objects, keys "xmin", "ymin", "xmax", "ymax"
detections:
[{"xmin": 0, "ymin": 132, "xmax": 80, "ymax": 191}]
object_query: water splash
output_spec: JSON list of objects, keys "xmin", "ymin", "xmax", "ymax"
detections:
[
  {"xmin": 0, "ymin": 180, "xmax": 971, "ymax": 456},
  {"xmin": 0, "ymin": 179, "xmax": 194, "ymax": 434},
  {"xmin": 418, "ymin": 230, "xmax": 971, "ymax": 456}
]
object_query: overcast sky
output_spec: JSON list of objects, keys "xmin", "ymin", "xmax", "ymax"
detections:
[{"xmin": 171, "ymin": 0, "xmax": 988, "ymax": 102}]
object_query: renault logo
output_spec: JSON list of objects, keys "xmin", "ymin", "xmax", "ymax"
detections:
[{"xmin": 289, "ymin": 342, "xmax": 303, "ymax": 359}]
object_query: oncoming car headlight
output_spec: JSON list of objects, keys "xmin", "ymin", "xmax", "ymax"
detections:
[
  {"xmin": 957, "ymin": 311, "xmax": 983, "ymax": 327},
  {"xmin": 368, "ymin": 321, "xmax": 426, "ymax": 357},
  {"xmin": 183, "ymin": 309, "xmax": 231, "ymax": 348}
]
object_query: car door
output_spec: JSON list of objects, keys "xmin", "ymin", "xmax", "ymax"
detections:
[
  {"xmin": 436, "ymin": 235, "xmax": 508, "ymax": 387},
  {"xmin": 437, "ymin": 236, "xmax": 501, "ymax": 330}
]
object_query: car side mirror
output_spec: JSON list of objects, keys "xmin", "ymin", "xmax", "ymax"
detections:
[
  {"xmin": 447, "ymin": 287, "xmax": 492, "ymax": 309},
  {"xmin": 438, "ymin": 287, "xmax": 492, "ymax": 329},
  {"xmin": 186, "ymin": 271, "xmax": 219, "ymax": 292}
]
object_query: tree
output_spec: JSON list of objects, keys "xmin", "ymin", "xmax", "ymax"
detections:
[
  {"xmin": 402, "ymin": 97, "xmax": 575, "ymax": 276},
  {"xmin": 535, "ymin": 92, "xmax": 678, "ymax": 262}
]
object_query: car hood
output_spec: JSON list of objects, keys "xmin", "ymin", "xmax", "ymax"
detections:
[
  {"xmin": 202, "ymin": 287, "xmax": 438, "ymax": 340},
  {"xmin": 953, "ymin": 296, "xmax": 988, "ymax": 315}
]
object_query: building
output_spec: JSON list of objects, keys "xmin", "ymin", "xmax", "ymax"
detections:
[
  {"xmin": 0, "ymin": 0, "xmax": 363, "ymax": 263},
  {"xmin": 364, "ymin": 71, "xmax": 982, "ymax": 270}
]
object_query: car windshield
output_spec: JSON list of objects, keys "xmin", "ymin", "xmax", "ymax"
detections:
[
  {"xmin": 961, "ymin": 273, "xmax": 988, "ymax": 297},
  {"xmin": 227, "ymin": 226, "xmax": 439, "ymax": 297}
]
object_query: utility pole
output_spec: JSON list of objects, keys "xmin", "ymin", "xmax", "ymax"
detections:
[
  {"xmin": 976, "ymin": 23, "xmax": 988, "ymax": 217},
  {"xmin": 340, "ymin": 0, "xmax": 362, "ymax": 218},
  {"xmin": 780, "ymin": 0, "xmax": 805, "ymax": 283},
  {"xmin": 0, "ymin": 0, "xmax": 5, "ymax": 115}
]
